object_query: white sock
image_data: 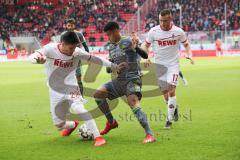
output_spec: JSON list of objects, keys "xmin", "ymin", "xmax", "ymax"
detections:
[
  {"xmin": 85, "ymin": 120, "xmax": 100, "ymax": 138},
  {"xmin": 167, "ymin": 96, "xmax": 176, "ymax": 122},
  {"xmin": 63, "ymin": 121, "xmax": 76, "ymax": 129},
  {"xmin": 70, "ymin": 102, "xmax": 100, "ymax": 138}
]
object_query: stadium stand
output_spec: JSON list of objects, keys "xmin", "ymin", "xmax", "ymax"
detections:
[
  {"xmin": 0, "ymin": 0, "xmax": 139, "ymax": 46},
  {"xmin": 0, "ymin": 0, "xmax": 239, "ymax": 47},
  {"xmin": 145, "ymin": 0, "xmax": 240, "ymax": 32}
]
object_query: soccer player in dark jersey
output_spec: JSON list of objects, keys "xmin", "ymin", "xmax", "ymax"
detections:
[
  {"xmin": 61, "ymin": 18, "xmax": 89, "ymax": 96},
  {"xmin": 93, "ymin": 22, "xmax": 156, "ymax": 143}
]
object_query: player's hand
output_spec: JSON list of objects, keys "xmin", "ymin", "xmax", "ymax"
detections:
[
  {"xmin": 132, "ymin": 38, "xmax": 139, "ymax": 49},
  {"xmin": 144, "ymin": 58, "xmax": 152, "ymax": 68},
  {"xmin": 34, "ymin": 55, "xmax": 46, "ymax": 64},
  {"xmin": 131, "ymin": 34, "xmax": 140, "ymax": 49},
  {"xmin": 186, "ymin": 57, "xmax": 194, "ymax": 65},
  {"xmin": 111, "ymin": 62, "xmax": 128, "ymax": 74}
]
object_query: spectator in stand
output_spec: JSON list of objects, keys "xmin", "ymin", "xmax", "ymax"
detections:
[
  {"xmin": 145, "ymin": 0, "xmax": 240, "ymax": 32},
  {"xmin": 1, "ymin": 0, "xmax": 239, "ymax": 45},
  {"xmin": 0, "ymin": 0, "xmax": 137, "ymax": 41}
]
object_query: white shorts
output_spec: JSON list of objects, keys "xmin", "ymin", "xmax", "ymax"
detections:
[
  {"xmin": 156, "ymin": 64, "xmax": 180, "ymax": 91},
  {"xmin": 49, "ymin": 88, "xmax": 86, "ymax": 125}
]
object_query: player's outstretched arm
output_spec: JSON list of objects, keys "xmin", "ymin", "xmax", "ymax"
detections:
[
  {"xmin": 131, "ymin": 33, "xmax": 148, "ymax": 59},
  {"xmin": 79, "ymin": 53, "xmax": 127, "ymax": 73},
  {"xmin": 141, "ymin": 42, "xmax": 152, "ymax": 68},
  {"xmin": 183, "ymin": 42, "xmax": 194, "ymax": 65},
  {"xmin": 141, "ymin": 42, "xmax": 151, "ymax": 53},
  {"xmin": 135, "ymin": 47, "xmax": 148, "ymax": 59},
  {"xmin": 29, "ymin": 51, "xmax": 46, "ymax": 64}
]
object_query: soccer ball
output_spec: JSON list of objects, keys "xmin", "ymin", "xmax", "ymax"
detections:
[{"xmin": 78, "ymin": 123, "xmax": 94, "ymax": 140}]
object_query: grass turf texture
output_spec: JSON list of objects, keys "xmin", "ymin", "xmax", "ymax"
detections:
[{"xmin": 0, "ymin": 57, "xmax": 240, "ymax": 160}]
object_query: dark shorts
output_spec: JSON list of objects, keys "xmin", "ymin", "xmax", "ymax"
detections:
[{"xmin": 104, "ymin": 78, "xmax": 142, "ymax": 100}]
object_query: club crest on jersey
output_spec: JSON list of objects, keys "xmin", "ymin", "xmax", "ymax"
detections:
[{"xmin": 54, "ymin": 59, "xmax": 73, "ymax": 68}]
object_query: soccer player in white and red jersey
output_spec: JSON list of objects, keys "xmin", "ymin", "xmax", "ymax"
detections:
[
  {"xmin": 141, "ymin": 9, "xmax": 194, "ymax": 128},
  {"xmin": 29, "ymin": 31, "xmax": 126, "ymax": 147}
]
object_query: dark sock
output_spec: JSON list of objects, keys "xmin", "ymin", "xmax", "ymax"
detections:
[
  {"xmin": 95, "ymin": 98, "xmax": 114, "ymax": 123},
  {"xmin": 78, "ymin": 81, "xmax": 84, "ymax": 96},
  {"xmin": 132, "ymin": 107, "xmax": 153, "ymax": 135},
  {"xmin": 179, "ymin": 71, "xmax": 184, "ymax": 79}
]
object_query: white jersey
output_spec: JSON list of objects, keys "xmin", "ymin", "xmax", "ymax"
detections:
[
  {"xmin": 146, "ymin": 25, "xmax": 187, "ymax": 66},
  {"xmin": 31, "ymin": 43, "xmax": 86, "ymax": 91},
  {"xmin": 29, "ymin": 43, "xmax": 112, "ymax": 96}
]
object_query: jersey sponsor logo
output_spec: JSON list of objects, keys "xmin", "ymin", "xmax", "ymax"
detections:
[
  {"xmin": 157, "ymin": 40, "xmax": 177, "ymax": 46},
  {"xmin": 109, "ymin": 46, "xmax": 126, "ymax": 59},
  {"xmin": 120, "ymin": 41, "xmax": 131, "ymax": 49},
  {"xmin": 54, "ymin": 59, "xmax": 73, "ymax": 68}
]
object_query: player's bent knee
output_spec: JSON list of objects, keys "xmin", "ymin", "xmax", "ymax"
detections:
[
  {"xmin": 127, "ymin": 94, "xmax": 139, "ymax": 107},
  {"xmin": 93, "ymin": 88, "xmax": 108, "ymax": 99},
  {"xmin": 161, "ymin": 85, "xmax": 175, "ymax": 95},
  {"xmin": 169, "ymin": 91, "xmax": 176, "ymax": 97},
  {"xmin": 168, "ymin": 85, "xmax": 176, "ymax": 94},
  {"xmin": 162, "ymin": 90, "xmax": 169, "ymax": 95},
  {"xmin": 70, "ymin": 102, "xmax": 86, "ymax": 114},
  {"xmin": 93, "ymin": 90, "xmax": 102, "ymax": 98},
  {"xmin": 76, "ymin": 75, "xmax": 82, "ymax": 81}
]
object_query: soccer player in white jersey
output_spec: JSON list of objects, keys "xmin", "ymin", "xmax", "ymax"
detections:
[
  {"xmin": 29, "ymin": 31, "xmax": 126, "ymax": 146},
  {"xmin": 141, "ymin": 9, "xmax": 194, "ymax": 128}
]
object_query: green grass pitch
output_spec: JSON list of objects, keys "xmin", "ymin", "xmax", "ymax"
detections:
[{"xmin": 0, "ymin": 57, "xmax": 240, "ymax": 160}]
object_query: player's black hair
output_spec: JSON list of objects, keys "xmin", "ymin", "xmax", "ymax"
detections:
[
  {"xmin": 104, "ymin": 21, "xmax": 119, "ymax": 32},
  {"xmin": 66, "ymin": 18, "xmax": 76, "ymax": 24},
  {"xmin": 160, "ymin": 9, "xmax": 172, "ymax": 16},
  {"xmin": 61, "ymin": 31, "xmax": 79, "ymax": 45}
]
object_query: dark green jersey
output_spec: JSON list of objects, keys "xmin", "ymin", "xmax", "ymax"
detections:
[{"xmin": 104, "ymin": 36, "xmax": 141, "ymax": 80}]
